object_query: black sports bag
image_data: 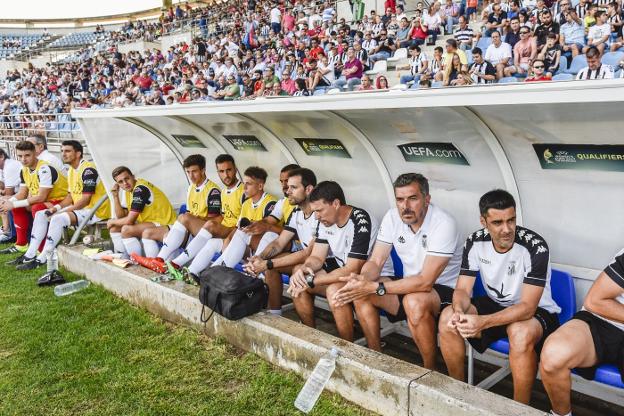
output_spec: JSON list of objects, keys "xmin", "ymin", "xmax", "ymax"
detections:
[{"xmin": 198, "ymin": 265, "xmax": 268, "ymax": 321}]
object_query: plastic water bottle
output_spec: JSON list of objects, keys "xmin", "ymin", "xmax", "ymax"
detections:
[
  {"xmin": 294, "ymin": 347, "xmax": 339, "ymax": 413},
  {"xmin": 54, "ymin": 280, "xmax": 90, "ymax": 297},
  {"xmin": 47, "ymin": 249, "xmax": 58, "ymax": 273}
]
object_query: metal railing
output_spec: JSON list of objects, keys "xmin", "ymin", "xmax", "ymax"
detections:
[{"xmin": 0, "ymin": 113, "xmax": 85, "ymax": 157}]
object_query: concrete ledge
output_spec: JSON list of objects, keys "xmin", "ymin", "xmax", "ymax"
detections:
[{"xmin": 59, "ymin": 246, "xmax": 546, "ymax": 416}]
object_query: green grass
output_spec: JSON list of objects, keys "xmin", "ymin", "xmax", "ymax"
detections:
[{"xmin": 0, "ymin": 248, "xmax": 371, "ymax": 416}]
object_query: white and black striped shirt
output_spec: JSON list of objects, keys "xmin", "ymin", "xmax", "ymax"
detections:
[
  {"xmin": 575, "ymin": 3, "xmax": 588, "ymax": 19},
  {"xmin": 429, "ymin": 58, "xmax": 443, "ymax": 74},
  {"xmin": 409, "ymin": 52, "xmax": 428, "ymax": 75},
  {"xmin": 454, "ymin": 27, "xmax": 474, "ymax": 45},
  {"xmin": 362, "ymin": 39, "xmax": 377, "ymax": 52},
  {"xmin": 576, "ymin": 64, "xmax": 614, "ymax": 79}
]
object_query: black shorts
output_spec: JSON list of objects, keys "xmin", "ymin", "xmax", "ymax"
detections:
[
  {"xmin": 572, "ymin": 310, "xmax": 624, "ymax": 383},
  {"xmin": 384, "ymin": 281, "xmax": 455, "ymax": 324},
  {"xmin": 322, "ymin": 257, "xmax": 340, "ymax": 273},
  {"xmin": 467, "ymin": 296, "xmax": 560, "ymax": 355}
]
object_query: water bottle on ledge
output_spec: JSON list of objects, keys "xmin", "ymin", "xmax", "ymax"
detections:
[
  {"xmin": 294, "ymin": 347, "xmax": 339, "ymax": 413},
  {"xmin": 54, "ymin": 280, "xmax": 90, "ymax": 297}
]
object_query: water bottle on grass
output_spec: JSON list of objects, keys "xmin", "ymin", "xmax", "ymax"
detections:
[
  {"xmin": 294, "ymin": 347, "xmax": 339, "ymax": 413},
  {"xmin": 54, "ymin": 280, "xmax": 90, "ymax": 297}
]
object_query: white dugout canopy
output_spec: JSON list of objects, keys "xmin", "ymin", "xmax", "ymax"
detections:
[{"xmin": 73, "ymin": 79, "xmax": 624, "ymax": 306}]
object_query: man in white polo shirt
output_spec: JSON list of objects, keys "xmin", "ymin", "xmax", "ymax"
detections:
[
  {"xmin": 334, "ymin": 173, "xmax": 461, "ymax": 371},
  {"xmin": 27, "ymin": 134, "xmax": 66, "ymax": 175}
]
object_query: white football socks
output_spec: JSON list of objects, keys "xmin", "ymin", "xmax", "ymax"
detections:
[
  {"xmin": 36, "ymin": 212, "xmax": 71, "ymax": 263},
  {"xmin": 188, "ymin": 238, "xmax": 224, "ymax": 276},
  {"xmin": 24, "ymin": 210, "xmax": 49, "ymax": 259},
  {"xmin": 171, "ymin": 228, "xmax": 212, "ymax": 266},
  {"xmin": 157, "ymin": 220, "xmax": 187, "ymax": 260},
  {"xmin": 122, "ymin": 237, "xmax": 143, "ymax": 256}
]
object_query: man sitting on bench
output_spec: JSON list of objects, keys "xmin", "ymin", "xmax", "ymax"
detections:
[
  {"xmin": 15, "ymin": 140, "xmax": 111, "ymax": 276},
  {"xmin": 244, "ymin": 168, "xmax": 318, "ymax": 315},
  {"xmin": 333, "ymin": 173, "xmax": 461, "ymax": 371},
  {"xmin": 132, "ymin": 154, "xmax": 222, "ymax": 272},
  {"xmin": 107, "ymin": 166, "xmax": 176, "ymax": 256},
  {"xmin": 0, "ymin": 141, "xmax": 68, "ymax": 258},
  {"xmin": 289, "ymin": 181, "xmax": 388, "ymax": 342},
  {"xmin": 540, "ymin": 249, "xmax": 624, "ymax": 416},
  {"xmin": 438, "ymin": 189, "xmax": 561, "ymax": 404}
]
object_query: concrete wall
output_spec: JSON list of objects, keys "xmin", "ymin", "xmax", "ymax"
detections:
[
  {"xmin": 118, "ymin": 40, "xmax": 161, "ymax": 54},
  {"xmin": 160, "ymin": 31, "xmax": 192, "ymax": 51},
  {"xmin": 0, "ymin": 60, "xmax": 28, "ymax": 75},
  {"xmin": 58, "ymin": 246, "xmax": 545, "ymax": 416}
]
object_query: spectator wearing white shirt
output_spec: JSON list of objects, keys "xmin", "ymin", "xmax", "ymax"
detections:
[
  {"xmin": 0, "ymin": 149, "xmax": 21, "ymax": 241},
  {"xmin": 423, "ymin": 4, "xmax": 442, "ymax": 45},
  {"xmin": 485, "ymin": 31, "xmax": 513, "ymax": 79},
  {"xmin": 576, "ymin": 45, "xmax": 614, "ymax": 79},
  {"xmin": 584, "ymin": 10, "xmax": 611, "ymax": 53},
  {"xmin": 270, "ymin": 4, "xmax": 282, "ymax": 33}
]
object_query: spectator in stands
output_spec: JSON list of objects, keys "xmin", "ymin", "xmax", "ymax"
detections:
[
  {"xmin": 607, "ymin": 2, "xmax": 623, "ymax": 52},
  {"xmin": 442, "ymin": 53, "xmax": 463, "ymax": 85},
  {"xmin": 396, "ymin": 18, "xmax": 412, "ymax": 48},
  {"xmin": 442, "ymin": 0, "xmax": 461, "ymax": 36},
  {"xmin": 485, "ymin": 31, "xmax": 513, "ymax": 79},
  {"xmin": 280, "ymin": 71, "xmax": 296, "ymax": 95},
  {"xmin": 293, "ymin": 78, "xmax": 310, "ymax": 96},
  {"xmin": 469, "ymin": 47, "xmax": 497, "ymax": 83},
  {"xmin": 408, "ymin": 16, "xmax": 429, "ymax": 47},
  {"xmin": 370, "ymin": 30, "xmax": 396, "ymax": 64},
  {"xmin": 560, "ymin": 10, "xmax": 586, "ymax": 59},
  {"xmin": 454, "ymin": 16, "xmax": 475, "ymax": 50},
  {"xmin": 524, "ymin": 58, "xmax": 552, "ymax": 81},
  {"xmin": 505, "ymin": 17, "xmax": 522, "ymax": 49},
  {"xmin": 435, "ymin": 39, "xmax": 468, "ymax": 81},
  {"xmin": 375, "ymin": 75, "xmax": 389, "ymax": 89},
  {"xmin": 539, "ymin": 33, "xmax": 562, "ymax": 75},
  {"xmin": 505, "ymin": 25, "xmax": 538, "ymax": 76},
  {"xmin": 540, "ymin": 249, "xmax": 624, "ymax": 416},
  {"xmin": 485, "ymin": 4, "xmax": 509, "ymax": 37},
  {"xmin": 398, "ymin": 45, "xmax": 429, "ymax": 85},
  {"xmin": 452, "ymin": 71, "xmax": 474, "ymax": 85},
  {"xmin": 423, "ymin": 4, "xmax": 442, "ymax": 45},
  {"xmin": 584, "ymin": 10, "xmax": 611, "ymax": 53},
  {"xmin": 576, "ymin": 45, "xmax": 614, "ymax": 78},
  {"xmin": 534, "ymin": 10, "xmax": 560, "ymax": 48},
  {"xmin": 333, "ymin": 47, "xmax": 363, "ymax": 91},
  {"xmin": 438, "ymin": 189, "xmax": 561, "ymax": 405},
  {"xmin": 357, "ymin": 74, "xmax": 375, "ymax": 90}
]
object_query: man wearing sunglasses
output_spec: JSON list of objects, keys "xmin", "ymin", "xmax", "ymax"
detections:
[
  {"xmin": 559, "ymin": 10, "xmax": 586, "ymax": 59},
  {"xmin": 524, "ymin": 59, "xmax": 552, "ymax": 82}
]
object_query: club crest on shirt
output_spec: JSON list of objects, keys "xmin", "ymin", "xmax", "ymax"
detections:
[
  {"xmin": 421, "ymin": 234, "xmax": 427, "ymax": 249},
  {"xmin": 507, "ymin": 261, "xmax": 517, "ymax": 276},
  {"xmin": 398, "ymin": 236, "xmax": 405, "ymax": 244}
]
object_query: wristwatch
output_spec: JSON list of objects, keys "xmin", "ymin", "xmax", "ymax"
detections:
[
  {"xmin": 375, "ymin": 282, "xmax": 386, "ymax": 296},
  {"xmin": 266, "ymin": 259, "xmax": 274, "ymax": 270},
  {"xmin": 305, "ymin": 273, "xmax": 315, "ymax": 289}
]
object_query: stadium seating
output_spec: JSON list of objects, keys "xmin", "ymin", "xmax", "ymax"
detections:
[
  {"xmin": 566, "ymin": 55, "xmax": 588, "ymax": 75},
  {"xmin": 49, "ymin": 32, "xmax": 107, "ymax": 48}
]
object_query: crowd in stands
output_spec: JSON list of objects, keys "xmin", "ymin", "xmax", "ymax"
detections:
[{"xmin": 1, "ymin": 0, "xmax": 624, "ymax": 112}]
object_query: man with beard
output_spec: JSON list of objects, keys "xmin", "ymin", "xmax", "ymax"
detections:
[
  {"xmin": 333, "ymin": 173, "xmax": 461, "ymax": 371},
  {"xmin": 165, "ymin": 154, "xmax": 245, "ymax": 277}
]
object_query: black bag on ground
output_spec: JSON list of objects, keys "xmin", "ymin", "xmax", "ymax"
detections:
[{"xmin": 198, "ymin": 265, "xmax": 268, "ymax": 321}]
